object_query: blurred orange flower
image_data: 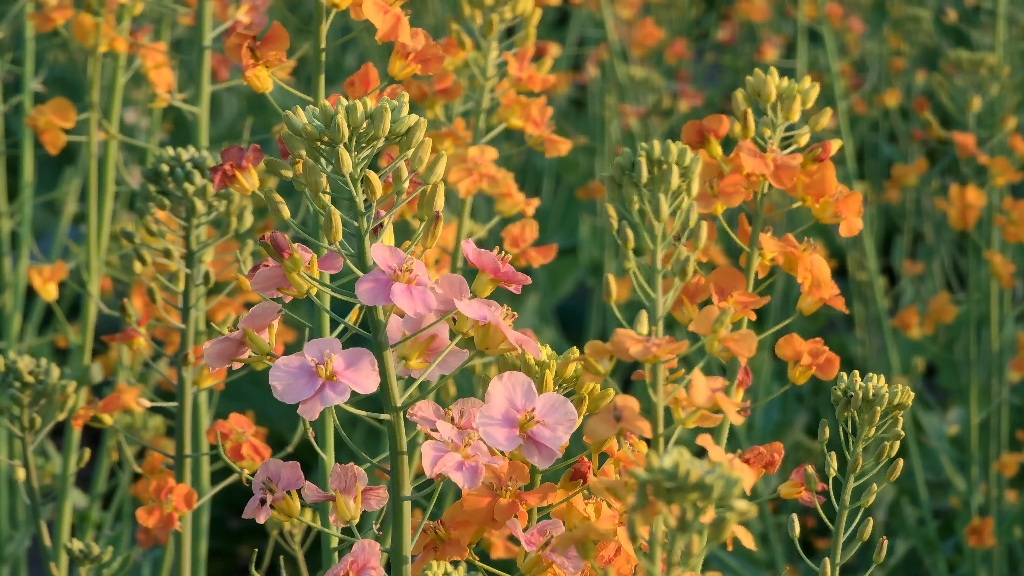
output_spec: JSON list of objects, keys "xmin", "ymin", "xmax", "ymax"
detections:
[
  {"xmin": 224, "ymin": 21, "xmax": 290, "ymax": 93},
  {"xmin": 500, "ymin": 219, "xmax": 558, "ymax": 268},
  {"xmin": 27, "ymin": 259, "xmax": 69, "ymax": 302},
  {"xmin": 207, "ymin": 412, "xmax": 272, "ymax": 472},
  {"xmin": 965, "ymin": 516, "xmax": 996, "ymax": 549},
  {"xmin": 26, "ymin": 97, "xmax": 77, "ymax": 156},
  {"xmin": 774, "ymin": 333, "xmax": 840, "ymax": 385}
]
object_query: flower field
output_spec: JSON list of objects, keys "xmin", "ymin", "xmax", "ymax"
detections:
[{"xmin": 1, "ymin": 1, "xmax": 1022, "ymax": 576}]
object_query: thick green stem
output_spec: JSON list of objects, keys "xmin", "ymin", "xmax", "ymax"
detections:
[
  {"xmin": 81, "ymin": 432, "xmax": 113, "ymax": 543},
  {"xmin": 311, "ymin": 2, "xmax": 338, "ymax": 569},
  {"xmin": 452, "ymin": 33, "xmax": 500, "ymax": 272},
  {"xmin": 356, "ymin": 206, "xmax": 412, "ymax": 576},
  {"xmin": 10, "ymin": 1, "xmax": 36, "ymax": 342},
  {"xmin": 828, "ymin": 441, "xmax": 861, "ymax": 576},
  {"xmin": 0, "ymin": 51, "xmax": 11, "ymax": 576}
]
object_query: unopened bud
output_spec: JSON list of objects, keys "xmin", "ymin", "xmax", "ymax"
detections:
[
  {"xmin": 886, "ymin": 458, "xmax": 903, "ymax": 482},
  {"xmin": 818, "ymin": 420, "xmax": 830, "ymax": 444},
  {"xmin": 334, "ymin": 146, "xmax": 353, "ymax": 176},
  {"xmin": 363, "ymin": 170, "xmax": 384, "ymax": 202},
  {"xmin": 399, "ymin": 117, "xmax": 428, "ymax": 153},
  {"xmin": 419, "ymin": 211, "xmax": 444, "ymax": 249},
  {"xmin": 784, "ymin": 94, "xmax": 802, "ymax": 122},
  {"xmin": 264, "ymin": 190, "xmax": 291, "ymax": 221},
  {"xmin": 419, "ymin": 152, "xmax": 447, "ymax": 185},
  {"xmin": 370, "ymin": 103, "xmax": 392, "ymax": 140},
  {"xmin": 858, "ymin": 517, "xmax": 874, "ymax": 542},
  {"xmin": 78, "ymin": 447, "xmax": 92, "ymax": 470},
  {"xmin": 603, "ymin": 273, "xmax": 618, "ymax": 303},
  {"xmin": 283, "ymin": 110, "xmax": 305, "ymax": 135},
  {"xmin": 873, "ymin": 537, "xmax": 888, "ymax": 564},
  {"xmin": 634, "ymin": 310, "xmax": 649, "ymax": 336},
  {"xmin": 801, "ymin": 83, "xmax": 821, "ymax": 109},
  {"xmin": 861, "ymin": 483, "xmax": 878, "ymax": 507},
  {"xmin": 803, "ymin": 465, "xmax": 819, "ymax": 492},
  {"xmin": 787, "ymin": 513, "xmax": 800, "ymax": 540},
  {"xmin": 808, "ymin": 107, "xmax": 833, "ymax": 132},
  {"xmin": 741, "ymin": 108, "xmax": 756, "ymax": 140},
  {"xmin": 323, "ymin": 207, "xmax": 343, "ymax": 245},
  {"xmin": 330, "ymin": 113, "xmax": 350, "ymax": 144},
  {"xmin": 732, "ymin": 89, "xmax": 749, "ymax": 118},
  {"xmin": 409, "ymin": 137, "xmax": 433, "ymax": 173},
  {"xmin": 818, "ymin": 557, "xmax": 830, "ymax": 576},
  {"xmin": 416, "ymin": 182, "xmax": 445, "ymax": 221}
]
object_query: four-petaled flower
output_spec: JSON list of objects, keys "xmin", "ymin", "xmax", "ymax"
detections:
[
  {"xmin": 325, "ymin": 539, "xmax": 386, "ymax": 576},
  {"xmin": 203, "ymin": 301, "xmax": 283, "ymax": 370},
  {"xmin": 421, "ymin": 421, "xmax": 502, "ymax": 490},
  {"xmin": 355, "ymin": 243, "xmax": 437, "ymax": 316},
  {"xmin": 461, "ymin": 239, "xmax": 532, "ymax": 297},
  {"xmin": 242, "ymin": 459, "xmax": 305, "ymax": 524},
  {"xmin": 387, "ymin": 312, "xmax": 469, "ymax": 381},
  {"xmin": 774, "ymin": 333, "xmax": 840, "ymax": 385},
  {"xmin": 211, "ymin": 144, "xmax": 264, "ymax": 195},
  {"xmin": 477, "ymin": 371, "xmax": 578, "ymax": 468},
  {"xmin": 269, "ymin": 338, "xmax": 380, "ymax": 420},
  {"xmin": 301, "ymin": 463, "xmax": 388, "ymax": 526},
  {"xmin": 507, "ymin": 518, "xmax": 584, "ymax": 576},
  {"xmin": 25, "ymin": 97, "xmax": 77, "ymax": 156}
]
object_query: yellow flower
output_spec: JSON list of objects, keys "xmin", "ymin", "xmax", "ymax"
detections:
[{"xmin": 28, "ymin": 260, "xmax": 70, "ymax": 303}]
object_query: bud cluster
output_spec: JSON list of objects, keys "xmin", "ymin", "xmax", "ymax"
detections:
[
  {"xmin": 0, "ymin": 352, "xmax": 77, "ymax": 431},
  {"xmin": 66, "ymin": 537, "xmax": 127, "ymax": 572},
  {"xmin": 734, "ymin": 67, "xmax": 829, "ymax": 149},
  {"xmin": 458, "ymin": 0, "xmax": 540, "ymax": 46},
  {"xmin": 630, "ymin": 447, "xmax": 757, "ymax": 569},
  {"xmin": 497, "ymin": 345, "xmax": 614, "ymax": 416}
]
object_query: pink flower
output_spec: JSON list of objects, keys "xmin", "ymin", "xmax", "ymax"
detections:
[
  {"xmin": 269, "ymin": 338, "xmax": 380, "ymax": 420},
  {"xmin": 324, "ymin": 539, "xmax": 385, "ymax": 576},
  {"xmin": 407, "ymin": 397, "xmax": 484, "ymax": 436},
  {"xmin": 461, "ymin": 239, "xmax": 532, "ymax": 297},
  {"xmin": 476, "ymin": 371, "xmax": 578, "ymax": 468},
  {"xmin": 434, "ymin": 273, "xmax": 471, "ymax": 314},
  {"xmin": 386, "ymin": 312, "xmax": 469, "ymax": 381},
  {"xmin": 211, "ymin": 144, "xmax": 264, "ymax": 195},
  {"xmin": 354, "ymin": 243, "xmax": 436, "ymax": 316},
  {"xmin": 248, "ymin": 233, "xmax": 345, "ymax": 301},
  {"xmin": 301, "ymin": 463, "xmax": 388, "ymax": 526},
  {"xmin": 454, "ymin": 299, "xmax": 541, "ymax": 358},
  {"xmin": 203, "ymin": 301, "xmax": 282, "ymax": 370},
  {"xmin": 242, "ymin": 458, "xmax": 304, "ymax": 524},
  {"xmin": 421, "ymin": 421, "xmax": 501, "ymax": 490},
  {"xmin": 507, "ymin": 518, "xmax": 584, "ymax": 575}
]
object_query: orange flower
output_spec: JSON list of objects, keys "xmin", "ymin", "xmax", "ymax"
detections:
[
  {"xmin": 578, "ymin": 340, "xmax": 616, "ymax": 384},
  {"xmin": 362, "ymin": 0, "xmax": 412, "ymax": 44},
  {"xmin": 922, "ymin": 290, "xmax": 957, "ymax": 336},
  {"xmin": 670, "ymin": 274, "xmax": 710, "ymax": 325},
  {"xmin": 707, "ymin": 265, "xmax": 770, "ymax": 322},
  {"xmin": 575, "ymin": 179, "xmax": 605, "ymax": 201},
  {"xmin": 663, "ymin": 37, "xmax": 692, "ymax": 65},
  {"xmin": 388, "ymin": 28, "xmax": 445, "ymax": 81},
  {"xmin": 411, "ymin": 513, "xmax": 472, "ymax": 573},
  {"xmin": 27, "ymin": 260, "xmax": 69, "ymax": 302},
  {"xmin": 1008, "ymin": 333, "xmax": 1024, "ymax": 383},
  {"xmin": 607, "ymin": 328, "xmax": 689, "ymax": 363},
  {"xmin": 666, "ymin": 368, "xmax": 749, "ymax": 428},
  {"xmin": 993, "ymin": 452, "xmax": 1024, "ymax": 479},
  {"xmin": 136, "ymin": 40, "xmax": 176, "ymax": 106},
  {"xmin": 224, "ymin": 21, "xmax": 290, "ymax": 93},
  {"xmin": 694, "ymin": 152, "xmax": 751, "ymax": 215},
  {"xmin": 795, "ymin": 252, "xmax": 848, "ymax": 315},
  {"xmin": 343, "ymin": 62, "xmax": 381, "ymax": 99},
  {"xmin": 453, "ymin": 460, "xmax": 557, "ymax": 533},
  {"xmin": 207, "ymin": 412, "xmax": 272, "ymax": 472},
  {"xmin": 740, "ymin": 442, "xmax": 785, "ymax": 479},
  {"xmin": 996, "ymin": 196, "xmax": 1024, "ymax": 244},
  {"xmin": 986, "ymin": 156, "xmax": 1024, "ymax": 187},
  {"xmin": 891, "ymin": 306, "xmax": 922, "ymax": 340},
  {"xmin": 503, "ymin": 46, "xmax": 558, "ymax": 93},
  {"xmin": 984, "ymin": 250, "xmax": 1017, "ymax": 289},
  {"xmin": 902, "ymin": 259, "xmax": 925, "ymax": 277},
  {"xmin": 734, "ymin": 140, "xmax": 803, "ymax": 189},
  {"xmin": 695, "ymin": 433, "xmax": 759, "ymax": 495},
  {"xmin": 774, "ymin": 333, "xmax": 840, "ymax": 385},
  {"xmin": 499, "ymin": 219, "xmax": 557, "ymax": 268},
  {"xmin": 626, "ymin": 17, "xmax": 665, "ymax": 57},
  {"xmin": 680, "ymin": 114, "xmax": 731, "ymax": 153},
  {"xmin": 935, "ymin": 182, "xmax": 986, "ymax": 231},
  {"xmin": 950, "ymin": 131, "xmax": 981, "ymax": 160},
  {"xmin": 135, "ymin": 477, "xmax": 197, "ymax": 548},
  {"xmin": 71, "ymin": 12, "xmax": 129, "ymax": 53},
  {"xmin": 583, "ymin": 395, "xmax": 652, "ymax": 444},
  {"xmin": 25, "ymin": 97, "xmax": 77, "ymax": 156},
  {"xmin": 688, "ymin": 305, "xmax": 757, "ymax": 364},
  {"xmin": 965, "ymin": 516, "xmax": 996, "ymax": 550},
  {"xmin": 446, "ymin": 145, "xmax": 501, "ymax": 198},
  {"xmin": 29, "ymin": 0, "xmax": 75, "ymax": 33}
]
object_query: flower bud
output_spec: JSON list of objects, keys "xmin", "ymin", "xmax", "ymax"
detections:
[
  {"xmin": 784, "ymin": 94, "xmax": 803, "ymax": 122},
  {"xmin": 334, "ymin": 146, "xmax": 353, "ymax": 176},
  {"xmin": 324, "ymin": 207, "xmax": 343, "ymax": 245},
  {"xmin": 330, "ymin": 113, "xmax": 350, "ymax": 144},
  {"xmin": 861, "ymin": 483, "xmax": 878, "ymax": 507},
  {"xmin": 409, "ymin": 137, "xmax": 433, "ymax": 173},
  {"xmin": 818, "ymin": 420, "xmax": 830, "ymax": 444},
  {"xmin": 370, "ymin": 103, "xmax": 392, "ymax": 140},
  {"xmin": 603, "ymin": 273, "xmax": 617, "ymax": 303},
  {"xmin": 346, "ymin": 99, "xmax": 365, "ymax": 129},
  {"xmin": 858, "ymin": 517, "xmax": 874, "ymax": 542},
  {"xmin": 732, "ymin": 89, "xmax": 749, "ymax": 118},
  {"xmin": 741, "ymin": 108, "xmax": 756, "ymax": 140},
  {"xmin": 818, "ymin": 557, "xmax": 830, "ymax": 576},
  {"xmin": 283, "ymin": 110, "xmax": 305, "ymax": 135},
  {"xmin": 801, "ymin": 83, "xmax": 821, "ymax": 109},
  {"xmin": 363, "ymin": 169, "xmax": 384, "ymax": 203},
  {"xmin": 264, "ymin": 190, "xmax": 291, "ymax": 222},
  {"xmin": 633, "ymin": 310, "xmax": 649, "ymax": 336},
  {"xmin": 281, "ymin": 132, "xmax": 306, "ymax": 157},
  {"xmin": 419, "ymin": 211, "xmax": 444, "ymax": 250},
  {"xmin": 886, "ymin": 458, "xmax": 903, "ymax": 482},
  {"xmin": 264, "ymin": 157, "xmax": 294, "ymax": 180},
  {"xmin": 619, "ymin": 225, "xmax": 635, "ymax": 252},
  {"xmin": 787, "ymin": 513, "xmax": 800, "ymax": 540},
  {"xmin": 873, "ymin": 536, "xmax": 888, "ymax": 564},
  {"xmin": 803, "ymin": 465, "xmax": 819, "ymax": 492},
  {"xmin": 808, "ymin": 107, "xmax": 833, "ymax": 132},
  {"xmin": 419, "ymin": 152, "xmax": 447, "ymax": 185},
  {"xmin": 416, "ymin": 182, "xmax": 445, "ymax": 221},
  {"xmin": 399, "ymin": 117, "xmax": 428, "ymax": 153}
]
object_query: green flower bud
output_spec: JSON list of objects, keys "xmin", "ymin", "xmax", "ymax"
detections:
[
  {"xmin": 330, "ymin": 113, "xmax": 350, "ymax": 144},
  {"xmin": 264, "ymin": 190, "xmax": 291, "ymax": 221},
  {"xmin": 399, "ymin": 116, "xmax": 428, "ymax": 153},
  {"xmin": 410, "ymin": 137, "xmax": 433, "ymax": 173},
  {"xmin": 370, "ymin": 103, "xmax": 392, "ymax": 140},
  {"xmin": 283, "ymin": 110, "xmax": 305, "ymax": 135},
  {"xmin": 787, "ymin": 513, "xmax": 801, "ymax": 540},
  {"xmin": 334, "ymin": 146, "xmax": 354, "ymax": 176},
  {"xmin": 264, "ymin": 157, "xmax": 294, "ymax": 180},
  {"xmin": 818, "ymin": 557, "xmax": 830, "ymax": 576},
  {"xmin": 346, "ymin": 99, "xmax": 365, "ymax": 130},
  {"xmin": 281, "ymin": 132, "xmax": 306, "ymax": 158},
  {"xmin": 419, "ymin": 151, "xmax": 447, "ymax": 185},
  {"xmin": 818, "ymin": 419, "xmax": 830, "ymax": 444},
  {"xmin": 363, "ymin": 169, "xmax": 384, "ymax": 203},
  {"xmin": 633, "ymin": 310, "xmax": 649, "ymax": 336},
  {"xmin": 873, "ymin": 536, "xmax": 888, "ymax": 564},
  {"xmin": 886, "ymin": 458, "xmax": 903, "ymax": 482},
  {"xmin": 417, "ymin": 182, "xmax": 445, "ymax": 221},
  {"xmin": 324, "ymin": 207, "xmax": 343, "ymax": 245},
  {"xmin": 860, "ymin": 483, "xmax": 878, "ymax": 507}
]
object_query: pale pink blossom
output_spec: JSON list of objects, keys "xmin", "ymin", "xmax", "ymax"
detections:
[
  {"xmin": 420, "ymin": 421, "xmax": 502, "ymax": 490},
  {"xmin": 301, "ymin": 463, "xmax": 388, "ymax": 526},
  {"xmin": 461, "ymin": 239, "xmax": 532, "ymax": 296},
  {"xmin": 477, "ymin": 371, "xmax": 577, "ymax": 468},
  {"xmin": 386, "ymin": 312, "xmax": 469, "ymax": 381},
  {"xmin": 434, "ymin": 273, "xmax": 471, "ymax": 314},
  {"xmin": 507, "ymin": 518, "xmax": 584, "ymax": 576},
  {"xmin": 454, "ymin": 298, "xmax": 541, "ymax": 358},
  {"xmin": 269, "ymin": 338, "xmax": 379, "ymax": 420},
  {"xmin": 242, "ymin": 459, "xmax": 304, "ymax": 524},
  {"xmin": 407, "ymin": 398, "xmax": 484, "ymax": 436},
  {"xmin": 324, "ymin": 539, "xmax": 385, "ymax": 576},
  {"xmin": 354, "ymin": 243, "xmax": 436, "ymax": 316},
  {"xmin": 247, "ymin": 232, "xmax": 344, "ymax": 301},
  {"xmin": 203, "ymin": 301, "xmax": 282, "ymax": 370}
]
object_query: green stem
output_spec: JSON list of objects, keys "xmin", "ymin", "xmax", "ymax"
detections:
[
  {"xmin": 355, "ymin": 205, "xmax": 413, "ymax": 576},
  {"xmin": 0, "ymin": 50, "xmax": 11, "ymax": 576},
  {"xmin": 10, "ymin": 0, "xmax": 35, "ymax": 342},
  {"xmin": 452, "ymin": 33, "xmax": 500, "ymax": 272},
  {"xmin": 829, "ymin": 438, "xmax": 862, "ymax": 576},
  {"xmin": 21, "ymin": 427, "xmax": 56, "ymax": 575},
  {"xmin": 81, "ymin": 431, "xmax": 112, "ymax": 543}
]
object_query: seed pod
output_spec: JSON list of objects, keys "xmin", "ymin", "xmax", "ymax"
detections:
[
  {"xmin": 419, "ymin": 151, "xmax": 447, "ymax": 184},
  {"xmin": 409, "ymin": 137, "xmax": 433, "ymax": 173},
  {"xmin": 264, "ymin": 190, "xmax": 291, "ymax": 221},
  {"xmin": 323, "ymin": 207, "xmax": 343, "ymax": 245},
  {"xmin": 787, "ymin": 513, "xmax": 800, "ymax": 540},
  {"xmin": 363, "ymin": 169, "xmax": 384, "ymax": 202},
  {"xmin": 858, "ymin": 517, "xmax": 874, "ymax": 542}
]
